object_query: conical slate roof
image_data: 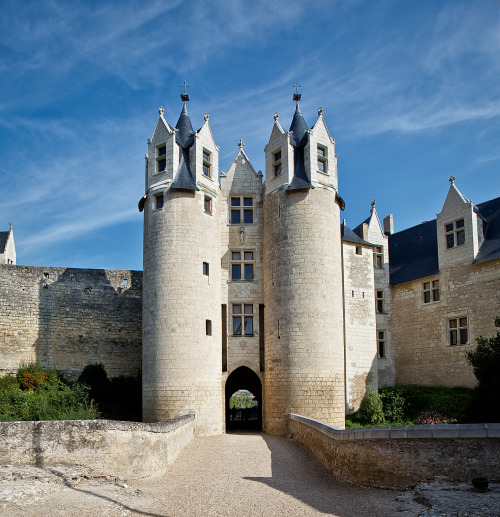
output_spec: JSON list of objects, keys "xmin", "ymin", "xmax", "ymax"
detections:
[
  {"xmin": 287, "ymin": 102, "xmax": 313, "ymax": 191},
  {"xmin": 172, "ymin": 100, "xmax": 199, "ymax": 191}
]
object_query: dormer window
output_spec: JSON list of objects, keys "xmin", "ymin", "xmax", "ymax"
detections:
[
  {"xmin": 273, "ymin": 149, "xmax": 282, "ymax": 177},
  {"xmin": 203, "ymin": 149, "xmax": 211, "ymax": 178},
  {"xmin": 156, "ymin": 144, "xmax": 167, "ymax": 173},
  {"xmin": 317, "ymin": 145, "xmax": 327, "ymax": 173},
  {"xmin": 445, "ymin": 219, "xmax": 465, "ymax": 249}
]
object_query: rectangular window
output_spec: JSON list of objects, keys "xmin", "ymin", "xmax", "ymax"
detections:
[
  {"xmin": 230, "ymin": 196, "xmax": 253, "ymax": 224},
  {"xmin": 356, "ymin": 246, "xmax": 362, "ymax": 255},
  {"xmin": 203, "ymin": 262, "xmax": 209, "ymax": 276},
  {"xmin": 206, "ymin": 319, "xmax": 212, "ymax": 336},
  {"xmin": 155, "ymin": 193, "xmax": 164, "ymax": 210},
  {"xmin": 317, "ymin": 144, "xmax": 327, "ymax": 174},
  {"xmin": 231, "ymin": 250, "xmax": 255, "ymax": 281},
  {"xmin": 377, "ymin": 331, "xmax": 386, "ymax": 358},
  {"xmin": 204, "ymin": 196, "xmax": 212, "ymax": 215},
  {"xmin": 202, "ymin": 149, "xmax": 211, "ymax": 178},
  {"xmin": 423, "ymin": 280, "xmax": 439, "ymax": 303},
  {"xmin": 445, "ymin": 219, "xmax": 465, "ymax": 249},
  {"xmin": 374, "ymin": 246, "xmax": 383, "ymax": 268},
  {"xmin": 232, "ymin": 303, "xmax": 253, "ymax": 336},
  {"xmin": 376, "ymin": 290, "xmax": 384, "ymax": 313},
  {"xmin": 273, "ymin": 149, "xmax": 282, "ymax": 177},
  {"xmin": 156, "ymin": 144, "xmax": 167, "ymax": 173},
  {"xmin": 448, "ymin": 316, "xmax": 468, "ymax": 346}
]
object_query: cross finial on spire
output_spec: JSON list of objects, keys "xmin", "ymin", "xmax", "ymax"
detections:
[
  {"xmin": 293, "ymin": 82, "xmax": 301, "ymax": 102},
  {"xmin": 449, "ymin": 176, "xmax": 456, "ymax": 185},
  {"xmin": 238, "ymin": 139, "xmax": 244, "ymax": 148},
  {"xmin": 159, "ymin": 106, "xmax": 164, "ymax": 116},
  {"xmin": 180, "ymin": 80, "xmax": 190, "ymax": 102}
]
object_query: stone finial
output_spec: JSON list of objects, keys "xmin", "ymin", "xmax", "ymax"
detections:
[
  {"xmin": 371, "ymin": 200, "xmax": 376, "ymax": 209},
  {"xmin": 238, "ymin": 139, "xmax": 244, "ymax": 148},
  {"xmin": 147, "ymin": 138, "xmax": 151, "ymax": 144},
  {"xmin": 204, "ymin": 113, "xmax": 209, "ymax": 121},
  {"xmin": 159, "ymin": 106, "xmax": 164, "ymax": 116},
  {"xmin": 274, "ymin": 112, "xmax": 279, "ymax": 121},
  {"xmin": 9, "ymin": 221, "xmax": 13, "ymax": 231},
  {"xmin": 449, "ymin": 176, "xmax": 456, "ymax": 184},
  {"xmin": 318, "ymin": 107, "xmax": 323, "ymax": 116}
]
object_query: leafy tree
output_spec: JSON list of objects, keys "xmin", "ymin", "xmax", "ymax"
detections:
[
  {"xmin": 466, "ymin": 316, "xmax": 500, "ymax": 422},
  {"xmin": 229, "ymin": 390, "xmax": 257, "ymax": 409}
]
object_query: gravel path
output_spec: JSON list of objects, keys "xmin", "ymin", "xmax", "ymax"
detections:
[{"xmin": 1, "ymin": 432, "xmax": 498, "ymax": 516}]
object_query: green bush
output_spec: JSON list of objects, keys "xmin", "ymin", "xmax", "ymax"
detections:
[
  {"xmin": 0, "ymin": 363, "xmax": 99, "ymax": 421},
  {"xmin": 357, "ymin": 389, "xmax": 385, "ymax": 425}
]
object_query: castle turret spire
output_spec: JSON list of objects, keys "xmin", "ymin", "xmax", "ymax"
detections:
[
  {"xmin": 171, "ymin": 94, "xmax": 198, "ymax": 191},
  {"xmin": 287, "ymin": 90, "xmax": 314, "ymax": 191}
]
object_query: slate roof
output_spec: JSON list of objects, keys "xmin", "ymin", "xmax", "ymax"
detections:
[
  {"xmin": 287, "ymin": 103, "xmax": 314, "ymax": 191},
  {"xmin": 388, "ymin": 220, "xmax": 439, "ymax": 286},
  {"xmin": 473, "ymin": 196, "xmax": 500, "ymax": 264},
  {"xmin": 341, "ymin": 222, "xmax": 373, "ymax": 246},
  {"xmin": 388, "ymin": 195, "xmax": 500, "ymax": 286},
  {"xmin": 0, "ymin": 231, "xmax": 9, "ymax": 253},
  {"xmin": 171, "ymin": 101, "xmax": 198, "ymax": 191}
]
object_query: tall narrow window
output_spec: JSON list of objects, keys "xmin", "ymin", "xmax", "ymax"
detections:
[
  {"xmin": 445, "ymin": 219, "xmax": 465, "ymax": 249},
  {"xmin": 374, "ymin": 246, "xmax": 383, "ymax": 268},
  {"xmin": 156, "ymin": 144, "xmax": 166, "ymax": 173},
  {"xmin": 376, "ymin": 290, "xmax": 384, "ymax": 313},
  {"xmin": 423, "ymin": 280, "xmax": 439, "ymax": 303},
  {"xmin": 202, "ymin": 149, "xmax": 211, "ymax": 178},
  {"xmin": 317, "ymin": 144, "xmax": 327, "ymax": 173},
  {"xmin": 206, "ymin": 319, "xmax": 212, "ymax": 336},
  {"xmin": 203, "ymin": 262, "xmax": 209, "ymax": 276},
  {"xmin": 155, "ymin": 193, "xmax": 164, "ymax": 210},
  {"xmin": 204, "ymin": 196, "xmax": 212, "ymax": 215},
  {"xmin": 230, "ymin": 196, "xmax": 253, "ymax": 224},
  {"xmin": 273, "ymin": 149, "xmax": 282, "ymax": 177},
  {"xmin": 448, "ymin": 316, "xmax": 468, "ymax": 345},
  {"xmin": 377, "ymin": 331, "xmax": 386, "ymax": 358}
]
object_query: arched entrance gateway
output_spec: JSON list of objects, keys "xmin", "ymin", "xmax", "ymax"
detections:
[{"xmin": 225, "ymin": 366, "xmax": 262, "ymax": 431}]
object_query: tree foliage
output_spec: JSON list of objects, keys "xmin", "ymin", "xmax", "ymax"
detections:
[{"xmin": 466, "ymin": 316, "xmax": 500, "ymax": 422}]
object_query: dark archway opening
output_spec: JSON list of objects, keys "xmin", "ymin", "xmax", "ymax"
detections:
[{"xmin": 225, "ymin": 366, "xmax": 262, "ymax": 432}]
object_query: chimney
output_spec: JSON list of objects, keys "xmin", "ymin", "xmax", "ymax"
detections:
[{"xmin": 383, "ymin": 214, "xmax": 394, "ymax": 235}]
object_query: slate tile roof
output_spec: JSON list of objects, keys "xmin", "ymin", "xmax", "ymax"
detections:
[{"xmin": 0, "ymin": 231, "xmax": 9, "ymax": 253}]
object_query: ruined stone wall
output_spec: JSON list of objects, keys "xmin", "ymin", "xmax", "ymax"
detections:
[
  {"xmin": 0, "ymin": 265, "xmax": 142, "ymax": 379},
  {"xmin": 0, "ymin": 415, "xmax": 194, "ymax": 479},
  {"xmin": 289, "ymin": 414, "xmax": 500, "ymax": 489},
  {"xmin": 392, "ymin": 258, "xmax": 500, "ymax": 387}
]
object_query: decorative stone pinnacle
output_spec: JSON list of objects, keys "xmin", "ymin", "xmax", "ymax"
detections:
[
  {"xmin": 159, "ymin": 106, "xmax": 164, "ymax": 116},
  {"xmin": 449, "ymin": 176, "xmax": 456, "ymax": 184},
  {"xmin": 204, "ymin": 113, "xmax": 209, "ymax": 121},
  {"xmin": 371, "ymin": 200, "xmax": 376, "ymax": 209},
  {"xmin": 238, "ymin": 139, "xmax": 244, "ymax": 148},
  {"xmin": 9, "ymin": 221, "xmax": 13, "ymax": 231},
  {"xmin": 274, "ymin": 112, "xmax": 279, "ymax": 121},
  {"xmin": 318, "ymin": 107, "xmax": 323, "ymax": 116}
]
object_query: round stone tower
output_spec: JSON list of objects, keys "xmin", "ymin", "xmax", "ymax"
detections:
[
  {"xmin": 140, "ymin": 96, "xmax": 223, "ymax": 435},
  {"xmin": 263, "ymin": 99, "xmax": 345, "ymax": 434}
]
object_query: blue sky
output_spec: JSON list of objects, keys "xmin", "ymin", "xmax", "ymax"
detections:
[{"xmin": 1, "ymin": 0, "xmax": 499, "ymax": 271}]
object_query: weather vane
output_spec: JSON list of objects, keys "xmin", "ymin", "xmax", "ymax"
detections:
[
  {"xmin": 181, "ymin": 80, "xmax": 190, "ymax": 102},
  {"xmin": 293, "ymin": 82, "xmax": 301, "ymax": 102}
]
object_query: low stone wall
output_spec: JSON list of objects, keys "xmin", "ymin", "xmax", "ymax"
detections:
[
  {"xmin": 288, "ymin": 414, "xmax": 500, "ymax": 489},
  {"xmin": 0, "ymin": 415, "xmax": 194, "ymax": 479}
]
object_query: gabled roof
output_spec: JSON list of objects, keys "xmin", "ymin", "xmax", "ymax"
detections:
[
  {"xmin": 287, "ymin": 103, "xmax": 313, "ymax": 191},
  {"xmin": 388, "ymin": 220, "xmax": 439, "ymax": 286},
  {"xmin": 352, "ymin": 216, "xmax": 370, "ymax": 238},
  {"xmin": 473, "ymin": 196, "xmax": 500, "ymax": 264},
  {"xmin": 0, "ymin": 231, "xmax": 9, "ymax": 253},
  {"xmin": 341, "ymin": 222, "xmax": 373, "ymax": 246}
]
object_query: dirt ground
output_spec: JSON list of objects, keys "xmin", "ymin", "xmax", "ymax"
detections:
[{"xmin": 1, "ymin": 433, "xmax": 498, "ymax": 517}]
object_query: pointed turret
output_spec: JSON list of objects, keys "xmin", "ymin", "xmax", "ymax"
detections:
[
  {"xmin": 171, "ymin": 96, "xmax": 199, "ymax": 191},
  {"xmin": 287, "ymin": 95, "xmax": 314, "ymax": 191}
]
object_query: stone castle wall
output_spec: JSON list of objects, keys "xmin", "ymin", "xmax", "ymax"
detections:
[
  {"xmin": 392, "ymin": 258, "xmax": 500, "ymax": 387},
  {"xmin": 0, "ymin": 265, "xmax": 142, "ymax": 379}
]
